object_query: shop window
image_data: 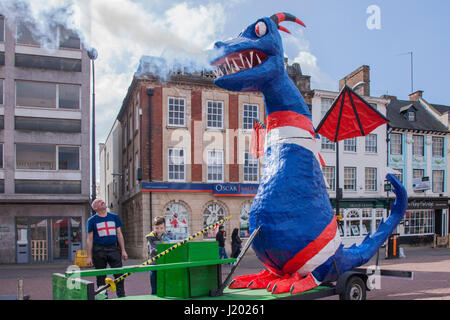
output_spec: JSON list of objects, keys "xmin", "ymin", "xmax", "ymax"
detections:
[
  {"xmin": 403, "ymin": 210, "xmax": 434, "ymax": 235},
  {"xmin": 203, "ymin": 202, "xmax": 226, "ymax": 239},
  {"xmin": 390, "ymin": 133, "xmax": 402, "ymax": 155},
  {"xmin": 432, "ymin": 137, "xmax": 444, "ymax": 158},
  {"xmin": 164, "ymin": 202, "xmax": 189, "ymax": 241},
  {"xmin": 15, "ymin": 117, "xmax": 81, "ymax": 133},
  {"xmin": 16, "ymin": 144, "xmax": 56, "ymax": 170},
  {"xmin": 15, "ymin": 54, "xmax": 82, "ymax": 72},
  {"xmin": 15, "ymin": 180, "xmax": 81, "ymax": 194},
  {"xmin": 207, "ymin": 100, "xmax": 223, "ymax": 129},
  {"xmin": 243, "ymin": 104, "xmax": 258, "ymax": 130},
  {"xmin": 344, "ymin": 209, "xmax": 361, "ymax": 237},
  {"xmin": 168, "ymin": 148, "xmax": 185, "ymax": 182},
  {"xmin": 168, "ymin": 97, "xmax": 185, "ymax": 127},
  {"xmin": 207, "ymin": 150, "xmax": 224, "ymax": 182},
  {"xmin": 244, "ymin": 152, "xmax": 259, "ymax": 183}
]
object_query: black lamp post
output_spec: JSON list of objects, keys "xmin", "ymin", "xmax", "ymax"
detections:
[{"xmin": 88, "ymin": 48, "xmax": 98, "ymax": 210}]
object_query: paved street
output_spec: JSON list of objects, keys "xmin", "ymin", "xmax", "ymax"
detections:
[{"xmin": 0, "ymin": 245, "xmax": 449, "ymax": 300}]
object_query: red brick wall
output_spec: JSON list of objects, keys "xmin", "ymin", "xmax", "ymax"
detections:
[
  {"xmin": 339, "ymin": 65, "xmax": 370, "ymax": 97},
  {"xmin": 229, "ymin": 94, "xmax": 239, "ymax": 182},
  {"xmin": 141, "ymin": 86, "xmax": 163, "ymax": 181},
  {"xmin": 191, "ymin": 90, "xmax": 203, "ymax": 181}
]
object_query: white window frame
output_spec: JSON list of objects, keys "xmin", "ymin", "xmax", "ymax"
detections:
[
  {"xmin": 390, "ymin": 133, "xmax": 402, "ymax": 155},
  {"xmin": 344, "ymin": 167, "xmax": 357, "ymax": 191},
  {"xmin": 322, "ymin": 166, "xmax": 335, "ymax": 191},
  {"xmin": 168, "ymin": 97, "xmax": 186, "ymax": 127},
  {"xmin": 135, "ymin": 100, "xmax": 140, "ymax": 132},
  {"xmin": 168, "ymin": 148, "xmax": 186, "ymax": 182},
  {"xmin": 243, "ymin": 104, "xmax": 259, "ymax": 130},
  {"xmin": 344, "ymin": 138, "xmax": 357, "ymax": 152},
  {"xmin": 365, "ymin": 134, "xmax": 377, "ymax": 153},
  {"xmin": 321, "ymin": 137, "xmax": 335, "ymax": 151},
  {"xmin": 432, "ymin": 170, "xmax": 444, "ymax": 193},
  {"xmin": 403, "ymin": 210, "xmax": 435, "ymax": 235},
  {"xmin": 206, "ymin": 100, "xmax": 224, "ymax": 129},
  {"xmin": 412, "ymin": 135, "xmax": 424, "ymax": 156},
  {"xmin": 243, "ymin": 152, "xmax": 259, "ymax": 183},
  {"xmin": 365, "ymin": 167, "xmax": 377, "ymax": 191},
  {"xmin": 207, "ymin": 149, "xmax": 224, "ymax": 182},
  {"xmin": 432, "ymin": 136, "xmax": 444, "ymax": 158}
]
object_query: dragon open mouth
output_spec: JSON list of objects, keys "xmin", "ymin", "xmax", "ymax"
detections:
[{"xmin": 212, "ymin": 49, "xmax": 268, "ymax": 79}]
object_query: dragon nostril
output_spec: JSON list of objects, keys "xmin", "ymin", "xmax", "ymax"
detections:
[{"xmin": 214, "ymin": 41, "xmax": 226, "ymax": 49}]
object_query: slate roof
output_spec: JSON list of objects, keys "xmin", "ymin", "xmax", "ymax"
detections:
[
  {"xmin": 387, "ymin": 99, "xmax": 449, "ymax": 133},
  {"xmin": 430, "ymin": 103, "xmax": 450, "ymax": 116}
]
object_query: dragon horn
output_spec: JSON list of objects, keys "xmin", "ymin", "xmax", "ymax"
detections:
[
  {"xmin": 278, "ymin": 25, "xmax": 291, "ymax": 34},
  {"xmin": 270, "ymin": 12, "xmax": 306, "ymax": 29}
]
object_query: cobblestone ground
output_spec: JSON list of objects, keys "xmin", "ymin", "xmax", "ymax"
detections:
[{"xmin": 0, "ymin": 246, "xmax": 449, "ymax": 300}]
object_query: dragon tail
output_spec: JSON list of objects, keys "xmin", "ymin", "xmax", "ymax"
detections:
[{"xmin": 337, "ymin": 173, "xmax": 408, "ymax": 272}]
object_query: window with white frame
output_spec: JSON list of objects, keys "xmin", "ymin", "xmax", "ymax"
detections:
[
  {"xmin": 344, "ymin": 138, "xmax": 357, "ymax": 152},
  {"xmin": 207, "ymin": 150, "xmax": 224, "ymax": 182},
  {"xmin": 129, "ymin": 158, "xmax": 133, "ymax": 191},
  {"xmin": 393, "ymin": 169, "xmax": 403, "ymax": 183},
  {"xmin": 164, "ymin": 202, "xmax": 189, "ymax": 240},
  {"xmin": 168, "ymin": 148, "xmax": 185, "ymax": 182},
  {"xmin": 244, "ymin": 152, "xmax": 259, "ymax": 183},
  {"xmin": 432, "ymin": 170, "xmax": 444, "ymax": 193},
  {"xmin": 365, "ymin": 134, "xmax": 377, "ymax": 153},
  {"xmin": 365, "ymin": 167, "xmax": 377, "ymax": 191},
  {"xmin": 135, "ymin": 152, "xmax": 139, "ymax": 185},
  {"xmin": 135, "ymin": 100, "xmax": 140, "ymax": 132},
  {"xmin": 344, "ymin": 167, "xmax": 357, "ymax": 191},
  {"xmin": 128, "ymin": 114, "xmax": 133, "ymax": 141},
  {"xmin": 408, "ymin": 111, "xmax": 416, "ymax": 122},
  {"xmin": 322, "ymin": 166, "xmax": 335, "ymax": 191},
  {"xmin": 412, "ymin": 135, "xmax": 424, "ymax": 156},
  {"xmin": 390, "ymin": 133, "xmax": 402, "ymax": 155},
  {"xmin": 243, "ymin": 104, "xmax": 259, "ymax": 130},
  {"xmin": 403, "ymin": 210, "xmax": 434, "ymax": 235},
  {"xmin": 432, "ymin": 136, "xmax": 444, "ymax": 158},
  {"xmin": 413, "ymin": 169, "xmax": 424, "ymax": 179},
  {"xmin": 168, "ymin": 97, "xmax": 185, "ymax": 127},
  {"xmin": 321, "ymin": 136, "xmax": 335, "ymax": 151},
  {"xmin": 203, "ymin": 202, "xmax": 226, "ymax": 238},
  {"xmin": 207, "ymin": 101, "xmax": 223, "ymax": 129}
]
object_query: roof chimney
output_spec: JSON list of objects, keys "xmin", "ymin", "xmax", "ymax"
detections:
[
  {"xmin": 409, "ymin": 90, "xmax": 423, "ymax": 102},
  {"xmin": 339, "ymin": 65, "xmax": 370, "ymax": 97}
]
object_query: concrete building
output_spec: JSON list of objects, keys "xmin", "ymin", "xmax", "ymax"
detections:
[
  {"xmin": 100, "ymin": 57, "xmax": 312, "ymax": 259},
  {"xmin": 0, "ymin": 15, "xmax": 91, "ymax": 263},
  {"xmin": 386, "ymin": 91, "xmax": 449, "ymax": 245},
  {"xmin": 312, "ymin": 66, "xmax": 391, "ymax": 247}
]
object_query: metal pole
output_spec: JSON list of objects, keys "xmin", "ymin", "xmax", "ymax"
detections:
[
  {"xmin": 336, "ymin": 141, "xmax": 340, "ymax": 217},
  {"xmin": 88, "ymin": 49, "xmax": 98, "ymax": 210}
]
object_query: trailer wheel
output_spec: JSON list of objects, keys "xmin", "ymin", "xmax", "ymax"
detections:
[{"xmin": 339, "ymin": 276, "xmax": 366, "ymax": 300}]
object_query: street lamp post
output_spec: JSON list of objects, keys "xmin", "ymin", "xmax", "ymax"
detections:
[{"xmin": 88, "ymin": 48, "xmax": 98, "ymax": 210}]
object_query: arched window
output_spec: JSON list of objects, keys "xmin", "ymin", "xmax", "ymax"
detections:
[
  {"xmin": 163, "ymin": 202, "xmax": 189, "ymax": 241},
  {"xmin": 203, "ymin": 202, "xmax": 227, "ymax": 239},
  {"xmin": 240, "ymin": 201, "xmax": 252, "ymax": 238}
]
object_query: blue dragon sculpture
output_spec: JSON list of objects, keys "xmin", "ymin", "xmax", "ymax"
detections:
[{"xmin": 211, "ymin": 13, "xmax": 408, "ymax": 295}]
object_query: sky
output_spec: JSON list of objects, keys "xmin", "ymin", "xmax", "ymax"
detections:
[{"xmin": 1, "ymin": 0, "xmax": 450, "ymax": 177}]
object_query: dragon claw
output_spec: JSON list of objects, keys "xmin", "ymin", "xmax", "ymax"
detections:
[{"xmin": 228, "ymin": 270, "xmax": 280, "ymax": 289}]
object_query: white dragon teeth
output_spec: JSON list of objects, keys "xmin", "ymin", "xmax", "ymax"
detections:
[
  {"xmin": 249, "ymin": 51, "xmax": 254, "ymax": 67},
  {"xmin": 256, "ymin": 54, "xmax": 262, "ymax": 65},
  {"xmin": 233, "ymin": 59, "xmax": 239, "ymax": 71},
  {"xmin": 215, "ymin": 51, "xmax": 264, "ymax": 78},
  {"xmin": 240, "ymin": 54, "xmax": 245, "ymax": 68}
]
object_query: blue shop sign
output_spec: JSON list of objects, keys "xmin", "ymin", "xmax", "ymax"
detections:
[{"xmin": 141, "ymin": 182, "xmax": 258, "ymax": 197}]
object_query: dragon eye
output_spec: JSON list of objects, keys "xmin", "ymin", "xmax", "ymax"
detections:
[{"xmin": 255, "ymin": 21, "xmax": 267, "ymax": 37}]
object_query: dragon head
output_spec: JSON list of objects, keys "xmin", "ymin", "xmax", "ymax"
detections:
[{"xmin": 212, "ymin": 13, "xmax": 306, "ymax": 93}]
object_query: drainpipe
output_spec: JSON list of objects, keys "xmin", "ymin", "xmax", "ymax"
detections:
[{"xmin": 147, "ymin": 89, "xmax": 154, "ymax": 230}]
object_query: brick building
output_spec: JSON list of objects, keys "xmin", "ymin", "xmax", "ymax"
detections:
[{"xmin": 101, "ymin": 57, "xmax": 312, "ymax": 259}]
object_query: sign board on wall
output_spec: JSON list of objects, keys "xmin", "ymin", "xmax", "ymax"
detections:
[
  {"xmin": 412, "ymin": 177, "xmax": 430, "ymax": 192},
  {"xmin": 141, "ymin": 182, "xmax": 259, "ymax": 197}
]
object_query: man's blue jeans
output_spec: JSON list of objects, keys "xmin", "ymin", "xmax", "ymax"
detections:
[{"xmin": 219, "ymin": 247, "xmax": 228, "ymax": 260}]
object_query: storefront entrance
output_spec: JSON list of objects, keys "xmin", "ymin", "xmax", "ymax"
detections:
[{"xmin": 15, "ymin": 217, "xmax": 82, "ymax": 263}]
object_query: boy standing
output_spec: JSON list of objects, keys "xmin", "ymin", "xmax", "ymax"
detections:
[{"xmin": 146, "ymin": 216, "xmax": 168, "ymax": 295}]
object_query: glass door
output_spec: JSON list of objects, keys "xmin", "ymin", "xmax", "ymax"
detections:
[
  {"xmin": 70, "ymin": 218, "xmax": 82, "ymax": 261},
  {"xmin": 52, "ymin": 218, "xmax": 69, "ymax": 260},
  {"xmin": 16, "ymin": 217, "xmax": 29, "ymax": 263},
  {"xmin": 30, "ymin": 218, "xmax": 49, "ymax": 262}
]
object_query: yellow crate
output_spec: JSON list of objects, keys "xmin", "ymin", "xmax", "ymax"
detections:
[{"xmin": 74, "ymin": 250, "xmax": 89, "ymax": 268}]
